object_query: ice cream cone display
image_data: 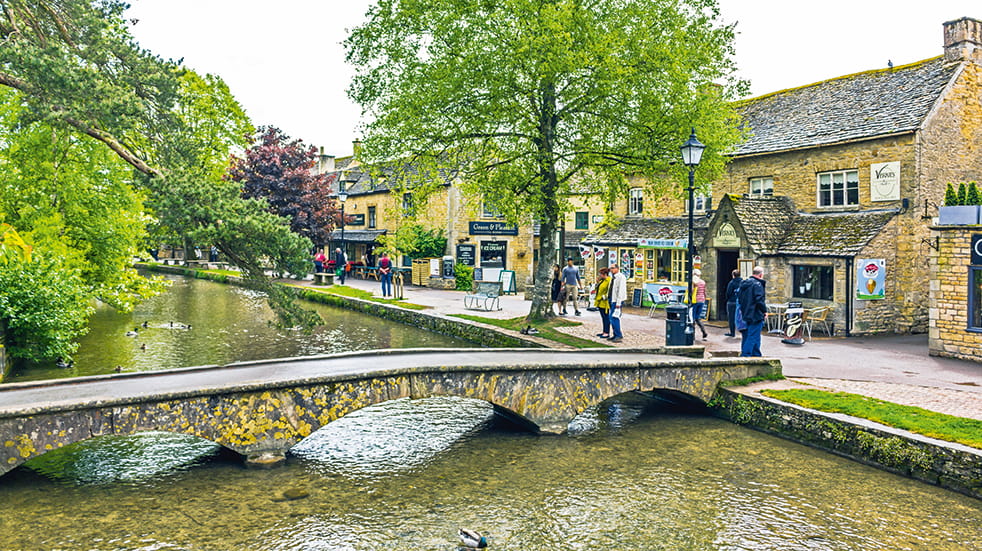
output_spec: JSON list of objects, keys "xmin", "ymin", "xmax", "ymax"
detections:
[{"xmin": 857, "ymin": 259, "xmax": 885, "ymax": 300}]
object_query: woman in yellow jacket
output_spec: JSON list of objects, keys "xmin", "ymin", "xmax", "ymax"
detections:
[{"xmin": 593, "ymin": 268, "xmax": 612, "ymax": 338}]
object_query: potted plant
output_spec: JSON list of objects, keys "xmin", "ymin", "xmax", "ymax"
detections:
[{"xmin": 938, "ymin": 182, "xmax": 982, "ymax": 225}]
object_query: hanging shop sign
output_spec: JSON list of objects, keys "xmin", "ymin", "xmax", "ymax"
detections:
[
  {"xmin": 870, "ymin": 162, "xmax": 901, "ymax": 202},
  {"xmin": 856, "ymin": 258, "xmax": 886, "ymax": 300},
  {"xmin": 469, "ymin": 221, "xmax": 518, "ymax": 235},
  {"xmin": 346, "ymin": 214, "xmax": 366, "ymax": 226},
  {"xmin": 714, "ymin": 222, "xmax": 741, "ymax": 247},
  {"xmin": 637, "ymin": 238, "xmax": 687, "ymax": 249}
]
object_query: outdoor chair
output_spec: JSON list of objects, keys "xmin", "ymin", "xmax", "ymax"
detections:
[{"xmin": 804, "ymin": 306, "xmax": 833, "ymax": 339}]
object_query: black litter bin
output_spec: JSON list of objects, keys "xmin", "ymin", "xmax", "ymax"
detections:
[{"xmin": 666, "ymin": 304, "xmax": 694, "ymax": 346}]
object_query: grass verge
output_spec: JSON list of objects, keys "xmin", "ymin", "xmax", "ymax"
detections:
[
  {"xmin": 762, "ymin": 388, "xmax": 982, "ymax": 449},
  {"xmin": 450, "ymin": 314, "xmax": 608, "ymax": 348},
  {"xmin": 293, "ymin": 284, "xmax": 429, "ymax": 310}
]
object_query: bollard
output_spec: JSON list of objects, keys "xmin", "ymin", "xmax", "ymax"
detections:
[{"xmin": 394, "ymin": 272, "xmax": 405, "ymax": 300}]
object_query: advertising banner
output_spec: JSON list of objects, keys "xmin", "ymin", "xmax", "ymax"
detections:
[{"xmin": 856, "ymin": 259, "xmax": 886, "ymax": 300}]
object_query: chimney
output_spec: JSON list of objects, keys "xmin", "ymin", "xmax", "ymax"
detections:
[
  {"xmin": 943, "ymin": 17, "xmax": 982, "ymax": 63},
  {"xmin": 316, "ymin": 146, "xmax": 335, "ymax": 174},
  {"xmin": 352, "ymin": 139, "xmax": 363, "ymax": 159}
]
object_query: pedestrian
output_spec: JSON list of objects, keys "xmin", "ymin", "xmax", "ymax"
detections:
[
  {"xmin": 607, "ymin": 263, "xmax": 627, "ymax": 343},
  {"xmin": 561, "ymin": 258, "xmax": 584, "ymax": 316},
  {"xmin": 313, "ymin": 249, "xmax": 327, "ymax": 274},
  {"xmin": 378, "ymin": 252, "xmax": 393, "ymax": 297},
  {"xmin": 724, "ymin": 269, "xmax": 743, "ymax": 337},
  {"xmin": 738, "ymin": 266, "xmax": 768, "ymax": 357},
  {"xmin": 551, "ymin": 264, "xmax": 564, "ymax": 315},
  {"xmin": 209, "ymin": 245, "xmax": 219, "ymax": 263},
  {"xmin": 691, "ymin": 268, "xmax": 709, "ymax": 340},
  {"xmin": 335, "ymin": 247, "xmax": 348, "ymax": 284},
  {"xmin": 594, "ymin": 268, "xmax": 611, "ymax": 338}
]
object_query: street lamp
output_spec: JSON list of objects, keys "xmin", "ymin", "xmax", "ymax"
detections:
[
  {"xmin": 338, "ymin": 184, "xmax": 349, "ymax": 264},
  {"xmin": 680, "ymin": 127, "xmax": 706, "ymax": 345}
]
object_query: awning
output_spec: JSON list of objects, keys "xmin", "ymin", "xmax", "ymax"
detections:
[{"xmin": 328, "ymin": 229, "xmax": 387, "ymax": 244}]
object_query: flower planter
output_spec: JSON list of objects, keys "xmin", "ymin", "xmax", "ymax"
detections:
[{"xmin": 938, "ymin": 205, "xmax": 981, "ymax": 225}]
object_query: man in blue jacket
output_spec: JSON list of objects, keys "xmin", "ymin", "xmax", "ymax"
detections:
[{"xmin": 737, "ymin": 266, "xmax": 767, "ymax": 357}]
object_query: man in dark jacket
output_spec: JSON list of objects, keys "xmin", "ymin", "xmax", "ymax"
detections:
[
  {"xmin": 738, "ymin": 266, "xmax": 767, "ymax": 357},
  {"xmin": 724, "ymin": 269, "xmax": 743, "ymax": 337}
]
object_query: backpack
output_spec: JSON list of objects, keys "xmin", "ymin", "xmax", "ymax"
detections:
[{"xmin": 734, "ymin": 298, "xmax": 747, "ymax": 331}]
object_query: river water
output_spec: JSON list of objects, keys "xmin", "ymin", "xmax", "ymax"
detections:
[
  {"xmin": 7, "ymin": 275, "xmax": 476, "ymax": 382},
  {"xmin": 2, "ymin": 396, "xmax": 980, "ymax": 550},
  {"xmin": 2, "ymin": 276, "xmax": 981, "ymax": 549}
]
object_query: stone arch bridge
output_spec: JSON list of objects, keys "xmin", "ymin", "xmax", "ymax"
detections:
[{"xmin": 0, "ymin": 349, "xmax": 779, "ymax": 474}]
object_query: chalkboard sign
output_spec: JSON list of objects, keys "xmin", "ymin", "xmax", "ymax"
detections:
[
  {"xmin": 499, "ymin": 270, "xmax": 517, "ymax": 295},
  {"xmin": 456, "ymin": 244, "xmax": 476, "ymax": 266},
  {"xmin": 632, "ymin": 288, "xmax": 643, "ymax": 307}
]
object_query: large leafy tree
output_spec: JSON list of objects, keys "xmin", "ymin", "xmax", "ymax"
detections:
[
  {"xmin": 347, "ymin": 0, "xmax": 746, "ymax": 319},
  {"xmin": 228, "ymin": 126, "xmax": 339, "ymax": 247}
]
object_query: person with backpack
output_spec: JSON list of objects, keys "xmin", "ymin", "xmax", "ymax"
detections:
[
  {"xmin": 724, "ymin": 269, "xmax": 743, "ymax": 337},
  {"xmin": 378, "ymin": 252, "xmax": 393, "ymax": 297},
  {"xmin": 738, "ymin": 266, "xmax": 768, "ymax": 357}
]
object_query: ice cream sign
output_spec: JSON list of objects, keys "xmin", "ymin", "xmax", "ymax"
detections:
[{"xmin": 856, "ymin": 258, "xmax": 886, "ymax": 300}]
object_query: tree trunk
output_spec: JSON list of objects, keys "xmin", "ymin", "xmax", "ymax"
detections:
[{"xmin": 527, "ymin": 80, "xmax": 561, "ymax": 322}]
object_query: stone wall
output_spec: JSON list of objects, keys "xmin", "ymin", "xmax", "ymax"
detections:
[
  {"xmin": 712, "ymin": 388, "xmax": 982, "ymax": 500},
  {"xmin": 928, "ymin": 227, "xmax": 982, "ymax": 361}
]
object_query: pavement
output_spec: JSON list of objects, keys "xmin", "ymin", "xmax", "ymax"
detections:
[{"xmin": 303, "ymin": 275, "xmax": 982, "ymax": 422}]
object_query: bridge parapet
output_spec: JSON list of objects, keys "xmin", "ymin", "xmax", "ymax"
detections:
[{"xmin": 0, "ymin": 351, "xmax": 780, "ymax": 474}]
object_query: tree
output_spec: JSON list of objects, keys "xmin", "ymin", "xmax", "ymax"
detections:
[
  {"xmin": 957, "ymin": 182, "xmax": 968, "ymax": 206},
  {"xmin": 944, "ymin": 182, "xmax": 958, "ymax": 206},
  {"xmin": 346, "ymin": 0, "xmax": 746, "ymax": 319},
  {"xmin": 378, "ymin": 224, "xmax": 447, "ymax": 259},
  {"xmin": 228, "ymin": 126, "xmax": 339, "ymax": 247},
  {"xmin": 967, "ymin": 182, "xmax": 980, "ymax": 206}
]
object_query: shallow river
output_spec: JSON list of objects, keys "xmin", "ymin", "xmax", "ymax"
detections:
[
  {"xmin": 2, "ymin": 396, "xmax": 980, "ymax": 550},
  {"xmin": 7, "ymin": 275, "xmax": 475, "ymax": 382}
]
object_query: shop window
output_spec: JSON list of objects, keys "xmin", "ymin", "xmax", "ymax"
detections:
[
  {"xmin": 749, "ymin": 177, "xmax": 774, "ymax": 197},
  {"xmin": 480, "ymin": 241, "xmax": 506, "ymax": 268},
  {"xmin": 617, "ymin": 248, "xmax": 636, "ymax": 279},
  {"xmin": 970, "ymin": 267, "xmax": 982, "ymax": 331},
  {"xmin": 792, "ymin": 265, "xmax": 834, "ymax": 301},
  {"xmin": 629, "ymin": 188, "xmax": 644, "ymax": 216},
  {"xmin": 367, "ymin": 206, "xmax": 377, "ymax": 229},
  {"xmin": 817, "ymin": 170, "xmax": 859, "ymax": 207},
  {"xmin": 575, "ymin": 211, "xmax": 589, "ymax": 230}
]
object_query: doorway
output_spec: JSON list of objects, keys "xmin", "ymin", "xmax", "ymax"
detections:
[{"xmin": 716, "ymin": 250, "xmax": 739, "ymax": 320}]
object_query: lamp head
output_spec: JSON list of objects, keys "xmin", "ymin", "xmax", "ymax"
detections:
[
  {"xmin": 338, "ymin": 190, "xmax": 348, "ymax": 203},
  {"xmin": 680, "ymin": 127, "xmax": 706, "ymax": 167}
]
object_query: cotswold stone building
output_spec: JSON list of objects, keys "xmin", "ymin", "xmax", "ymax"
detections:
[
  {"xmin": 929, "ymin": 228, "xmax": 982, "ymax": 361},
  {"xmin": 698, "ymin": 17, "xmax": 982, "ymax": 335}
]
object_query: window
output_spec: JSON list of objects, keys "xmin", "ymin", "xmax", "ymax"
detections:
[
  {"xmin": 686, "ymin": 193, "xmax": 711, "ymax": 213},
  {"xmin": 792, "ymin": 264, "xmax": 834, "ymax": 301},
  {"xmin": 575, "ymin": 211, "xmax": 589, "ymax": 230},
  {"xmin": 971, "ymin": 267, "xmax": 982, "ymax": 331},
  {"xmin": 482, "ymin": 199, "xmax": 503, "ymax": 218},
  {"xmin": 655, "ymin": 249, "xmax": 686, "ymax": 282},
  {"xmin": 402, "ymin": 192, "xmax": 414, "ymax": 215},
  {"xmin": 629, "ymin": 188, "xmax": 644, "ymax": 216},
  {"xmin": 817, "ymin": 170, "xmax": 859, "ymax": 207},
  {"xmin": 749, "ymin": 177, "xmax": 774, "ymax": 197},
  {"xmin": 480, "ymin": 241, "xmax": 506, "ymax": 268},
  {"xmin": 367, "ymin": 206, "xmax": 377, "ymax": 229}
]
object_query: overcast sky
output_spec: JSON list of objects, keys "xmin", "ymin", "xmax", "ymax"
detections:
[{"xmin": 126, "ymin": 1, "xmax": 981, "ymax": 156}]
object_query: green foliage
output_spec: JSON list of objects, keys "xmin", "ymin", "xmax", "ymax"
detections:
[
  {"xmin": 762, "ymin": 388, "xmax": 982, "ymax": 449},
  {"xmin": 957, "ymin": 182, "xmax": 968, "ymax": 206},
  {"xmin": 944, "ymin": 182, "xmax": 958, "ymax": 206},
  {"xmin": 967, "ymin": 181, "xmax": 981, "ymax": 206},
  {"xmin": 454, "ymin": 263, "xmax": 474, "ymax": 291},
  {"xmin": 0, "ymin": 254, "xmax": 92, "ymax": 362},
  {"xmin": 347, "ymin": 0, "xmax": 747, "ymax": 319},
  {"xmin": 378, "ymin": 224, "xmax": 447, "ymax": 259}
]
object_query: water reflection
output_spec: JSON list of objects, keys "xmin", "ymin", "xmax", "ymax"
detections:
[
  {"xmin": 3, "ymin": 397, "xmax": 980, "ymax": 550},
  {"xmin": 10, "ymin": 275, "xmax": 476, "ymax": 382}
]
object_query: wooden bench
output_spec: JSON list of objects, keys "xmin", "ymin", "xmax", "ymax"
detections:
[
  {"xmin": 313, "ymin": 272, "xmax": 334, "ymax": 286},
  {"xmin": 464, "ymin": 281, "xmax": 502, "ymax": 311}
]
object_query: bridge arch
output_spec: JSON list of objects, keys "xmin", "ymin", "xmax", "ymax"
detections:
[{"xmin": 1, "ymin": 354, "xmax": 780, "ymax": 474}]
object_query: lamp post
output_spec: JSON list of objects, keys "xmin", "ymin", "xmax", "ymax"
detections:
[
  {"xmin": 680, "ymin": 127, "xmax": 706, "ymax": 345},
  {"xmin": 338, "ymin": 186, "xmax": 348, "ymax": 263}
]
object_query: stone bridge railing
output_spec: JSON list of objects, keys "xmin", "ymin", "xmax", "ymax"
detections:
[{"xmin": 0, "ymin": 350, "xmax": 780, "ymax": 473}]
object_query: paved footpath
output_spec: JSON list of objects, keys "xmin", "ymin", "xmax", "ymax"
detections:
[{"xmin": 298, "ymin": 275, "xmax": 982, "ymax": 421}]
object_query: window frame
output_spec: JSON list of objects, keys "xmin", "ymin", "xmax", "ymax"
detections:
[
  {"xmin": 749, "ymin": 177, "xmax": 774, "ymax": 197},
  {"xmin": 628, "ymin": 188, "xmax": 644, "ymax": 216},
  {"xmin": 970, "ymin": 267, "xmax": 982, "ymax": 332},
  {"xmin": 791, "ymin": 264, "xmax": 835, "ymax": 301},
  {"xmin": 817, "ymin": 169, "xmax": 860, "ymax": 207},
  {"xmin": 367, "ymin": 206, "xmax": 377, "ymax": 229},
  {"xmin": 574, "ymin": 211, "xmax": 589, "ymax": 230}
]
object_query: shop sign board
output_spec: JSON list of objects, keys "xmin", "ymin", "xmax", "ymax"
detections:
[
  {"xmin": 856, "ymin": 258, "xmax": 886, "ymax": 300},
  {"xmin": 456, "ymin": 244, "xmax": 476, "ymax": 266},
  {"xmin": 972, "ymin": 234, "xmax": 982, "ymax": 265},
  {"xmin": 469, "ymin": 221, "xmax": 518, "ymax": 235},
  {"xmin": 870, "ymin": 161, "xmax": 901, "ymax": 202},
  {"xmin": 346, "ymin": 214, "xmax": 365, "ymax": 226},
  {"xmin": 714, "ymin": 222, "xmax": 741, "ymax": 247},
  {"xmin": 637, "ymin": 238, "xmax": 687, "ymax": 249}
]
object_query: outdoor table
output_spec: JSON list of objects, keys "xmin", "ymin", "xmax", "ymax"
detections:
[{"xmin": 766, "ymin": 303, "xmax": 788, "ymax": 333}]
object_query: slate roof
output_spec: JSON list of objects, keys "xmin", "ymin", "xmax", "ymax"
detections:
[
  {"xmin": 726, "ymin": 195, "xmax": 797, "ymax": 255},
  {"xmin": 735, "ymin": 57, "xmax": 958, "ymax": 156},
  {"xmin": 582, "ymin": 217, "xmax": 709, "ymax": 246},
  {"xmin": 328, "ymin": 229, "xmax": 387, "ymax": 243},
  {"xmin": 777, "ymin": 210, "xmax": 897, "ymax": 256}
]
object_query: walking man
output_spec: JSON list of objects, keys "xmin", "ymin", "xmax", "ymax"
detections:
[
  {"xmin": 561, "ymin": 258, "xmax": 584, "ymax": 315},
  {"xmin": 738, "ymin": 266, "xmax": 768, "ymax": 357},
  {"xmin": 607, "ymin": 263, "xmax": 627, "ymax": 342},
  {"xmin": 724, "ymin": 269, "xmax": 743, "ymax": 337},
  {"xmin": 335, "ymin": 247, "xmax": 347, "ymax": 284}
]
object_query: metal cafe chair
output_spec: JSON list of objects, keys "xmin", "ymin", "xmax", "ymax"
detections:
[{"xmin": 804, "ymin": 306, "xmax": 833, "ymax": 339}]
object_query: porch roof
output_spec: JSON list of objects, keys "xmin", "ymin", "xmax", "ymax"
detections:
[{"xmin": 581, "ymin": 217, "xmax": 709, "ymax": 247}]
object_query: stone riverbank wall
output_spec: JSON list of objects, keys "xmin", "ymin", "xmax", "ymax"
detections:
[{"xmin": 711, "ymin": 388, "xmax": 982, "ymax": 501}]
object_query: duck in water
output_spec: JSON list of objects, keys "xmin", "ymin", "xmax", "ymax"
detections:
[{"xmin": 458, "ymin": 528, "xmax": 488, "ymax": 549}]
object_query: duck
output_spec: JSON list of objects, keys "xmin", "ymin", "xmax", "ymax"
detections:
[
  {"xmin": 114, "ymin": 365, "xmax": 123, "ymax": 372},
  {"xmin": 141, "ymin": 320, "xmax": 149, "ymax": 328},
  {"xmin": 55, "ymin": 358, "xmax": 73, "ymax": 369},
  {"xmin": 458, "ymin": 528, "xmax": 488, "ymax": 549},
  {"xmin": 139, "ymin": 343, "xmax": 146, "ymax": 351}
]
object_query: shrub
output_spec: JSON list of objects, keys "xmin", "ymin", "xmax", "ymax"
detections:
[{"xmin": 455, "ymin": 263, "xmax": 474, "ymax": 291}]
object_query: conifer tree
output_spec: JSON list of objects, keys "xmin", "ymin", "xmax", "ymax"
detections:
[{"xmin": 944, "ymin": 182, "xmax": 958, "ymax": 206}]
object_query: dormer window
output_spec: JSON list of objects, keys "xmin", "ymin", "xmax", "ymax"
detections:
[{"xmin": 629, "ymin": 188, "xmax": 644, "ymax": 216}]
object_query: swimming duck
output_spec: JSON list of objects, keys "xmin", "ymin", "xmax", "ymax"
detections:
[
  {"xmin": 125, "ymin": 330, "xmax": 138, "ymax": 337},
  {"xmin": 141, "ymin": 321, "xmax": 149, "ymax": 328},
  {"xmin": 458, "ymin": 528, "xmax": 488, "ymax": 549},
  {"xmin": 139, "ymin": 343, "xmax": 146, "ymax": 350},
  {"xmin": 55, "ymin": 358, "xmax": 73, "ymax": 369},
  {"xmin": 114, "ymin": 365, "xmax": 123, "ymax": 372}
]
